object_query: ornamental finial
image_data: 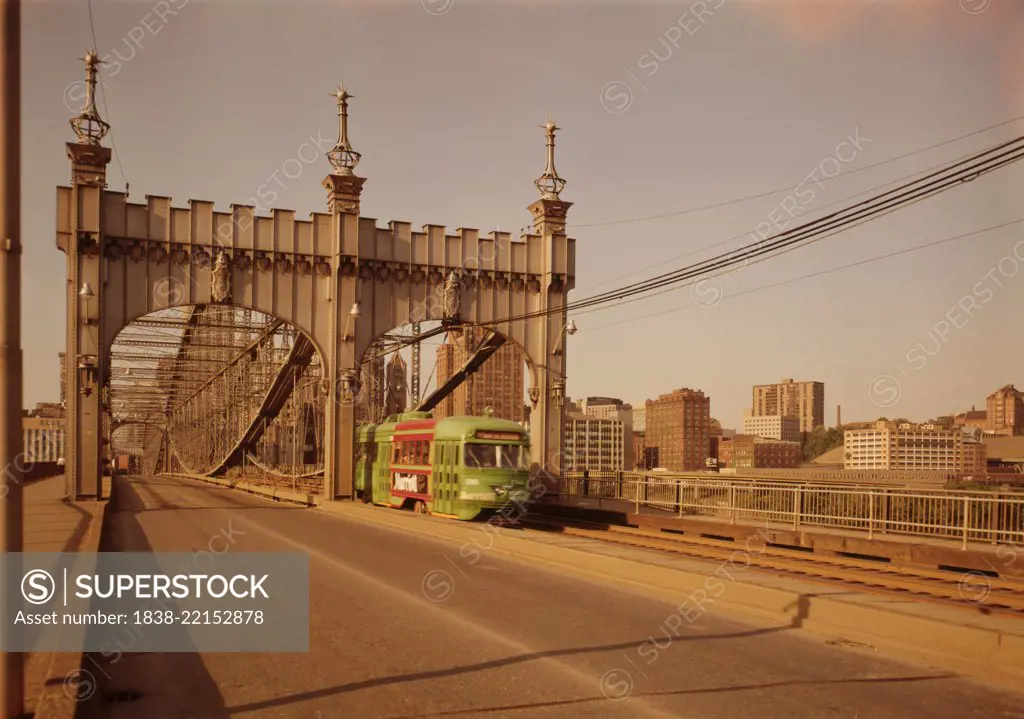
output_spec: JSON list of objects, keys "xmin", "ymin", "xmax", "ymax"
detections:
[
  {"xmin": 534, "ymin": 116, "xmax": 566, "ymax": 200},
  {"xmin": 69, "ymin": 50, "xmax": 110, "ymax": 145},
  {"xmin": 327, "ymin": 84, "xmax": 361, "ymax": 175}
]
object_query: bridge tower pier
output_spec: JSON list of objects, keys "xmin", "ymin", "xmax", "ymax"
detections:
[
  {"xmin": 54, "ymin": 57, "xmax": 576, "ymax": 499},
  {"xmin": 61, "ymin": 51, "xmax": 112, "ymax": 500},
  {"xmin": 322, "ymin": 85, "xmax": 365, "ymax": 500},
  {"xmin": 527, "ymin": 119, "xmax": 573, "ymax": 493}
]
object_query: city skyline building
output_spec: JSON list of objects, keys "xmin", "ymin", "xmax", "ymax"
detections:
[
  {"xmin": 743, "ymin": 414, "xmax": 801, "ymax": 443},
  {"xmin": 987, "ymin": 384, "xmax": 1024, "ymax": 436},
  {"xmin": 564, "ymin": 412, "xmax": 627, "ymax": 472},
  {"xmin": 752, "ymin": 378, "xmax": 825, "ymax": 434},
  {"xmin": 632, "ymin": 406, "xmax": 646, "ymax": 433},
  {"xmin": 433, "ymin": 330, "xmax": 526, "ymax": 422},
  {"xmin": 719, "ymin": 435, "xmax": 801, "ymax": 470},
  {"xmin": 843, "ymin": 420, "xmax": 985, "ymax": 474},
  {"xmin": 579, "ymin": 397, "xmax": 633, "ymax": 469},
  {"xmin": 645, "ymin": 388, "xmax": 711, "ymax": 471},
  {"xmin": 579, "ymin": 397, "xmax": 631, "ymax": 419},
  {"xmin": 632, "ymin": 430, "xmax": 650, "ymax": 470},
  {"xmin": 384, "ymin": 353, "xmax": 408, "ymax": 418}
]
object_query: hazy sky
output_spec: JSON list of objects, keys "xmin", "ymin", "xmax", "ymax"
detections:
[{"xmin": 19, "ymin": 0, "xmax": 1024, "ymax": 429}]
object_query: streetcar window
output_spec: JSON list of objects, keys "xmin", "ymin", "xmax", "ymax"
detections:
[
  {"xmin": 396, "ymin": 440, "xmax": 430, "ymax": 465},
  {"xmin": 464, "ymin": 444, "xmax": 530, "ymax": 469}
]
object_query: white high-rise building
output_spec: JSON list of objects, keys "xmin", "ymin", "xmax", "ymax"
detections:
[
  {"xmin": 632, "ymin": 406, "xmax": 646, "ymax": 433},
  {"xmin": 742, "ymin": 414, "xmax": 801, "ymax": 442},
  {"xmin": 564, "ymin": 413, "xmax": 626, "ymax": 472}
]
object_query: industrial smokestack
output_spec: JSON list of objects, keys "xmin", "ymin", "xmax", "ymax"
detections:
[{"xmin": 836, "ymin": 405, "xmax": 842, "ymax": 429}]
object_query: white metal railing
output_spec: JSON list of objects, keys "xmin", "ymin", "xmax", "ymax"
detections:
[{"xmin": 556, "ymin": 473, "xmax": 1024, "ymax": 548}]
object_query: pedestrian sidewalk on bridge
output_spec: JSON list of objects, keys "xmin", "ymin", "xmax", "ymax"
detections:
[{"xmin": 21, "ymin": 475, "xmax": 110, "ymax": 719}]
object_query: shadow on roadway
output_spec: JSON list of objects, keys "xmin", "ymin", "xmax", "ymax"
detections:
[
  {"xmin": 378, "ymin": 672, "xmax": 957, "ymax": 718},
  {"xmin": 226, "ymin": 584, "xmax": 935, "ymax": 716},
  {"xmin": 224, "ymin": 620, "xmax": 856, "ymax": 715},
  {"xmin": 75, "ymin": 474, "xmax": 229, "ymax": 719}
]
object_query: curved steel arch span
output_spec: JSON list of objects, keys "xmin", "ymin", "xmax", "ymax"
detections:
[{"xmin": 109, "ymin": 304, "xmax": 327, "ymax": 480}]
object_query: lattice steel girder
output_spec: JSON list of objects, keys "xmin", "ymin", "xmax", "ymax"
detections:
[
  {"xmin": 113, "ymin": 339, "xmax": 256, "ymax": 349},
  {"xmin": 170, "ymin": 320, "xmax": 285, "ymax": 412},
  {"xmin": 165, "ymin": 313, "xmax": 320, "ymax": 477}
]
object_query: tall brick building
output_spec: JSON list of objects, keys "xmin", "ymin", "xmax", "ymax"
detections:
[
  {"xmin": 645, "ymin": 388, "xmax": 710, "ymax": 471},
  {"xmin": 384, "ymin": 353, "xmax": 408, "ymax": 417},
  {"xmin": 433, "ymin": 329, "xmax": 525, "ymax": 422},
  {"xmin": 752, "ymin": 378, "xmax": 824, "ymax": 434},
  {"xmin": 987, "ymin": 384, "xmax": 1024, "ymax": 436}
]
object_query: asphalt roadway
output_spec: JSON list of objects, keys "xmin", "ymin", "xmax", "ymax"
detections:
[{"xmin": 81, "ymin": 474, "xmax": 1024, "ymax": 719}]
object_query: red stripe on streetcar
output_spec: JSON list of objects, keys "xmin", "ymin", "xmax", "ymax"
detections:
[
  {"xmin": 393, "ymin": 433, "xmax": 434, "ymax": 442},
  {"xmin": 396, "ymin": 420, "xmax": 436, "ymax": 431},
  {"xmin": 390, "ymin": 466, "xmax": 432, "ymax": 475}
]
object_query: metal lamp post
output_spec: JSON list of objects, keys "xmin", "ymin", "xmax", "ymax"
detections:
[{"xmin": 0, "ymin": 1, "xmax": 24, "ymax": 714}]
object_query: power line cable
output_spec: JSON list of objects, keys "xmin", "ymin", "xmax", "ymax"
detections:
[
  {"xmin": 568, "ymin": 188, "xmax": 956, "ymax": 319},
  {"xmin": 585, "ymin": 219, "xmax": 1024, "ymax": 331},
  {"xmin": 364, "ymin": 135, "xmax": 1024, "ymax": 363},
  {"xmin": 489, "ymin": 136, "xmax": 1024, "ymax": 326},
  {"xmin": 576, "ymin": 137, "xmax": 1024, "ymax": 295},
  {"xmin": 572, "ymin": 113, "xmax": 1024, "ymax": 228},
  {"xmin": 569, "ymin": 146, "xmax": 1024, "ymax": 317}
]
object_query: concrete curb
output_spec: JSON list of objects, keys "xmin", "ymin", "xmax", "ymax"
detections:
[
  {"xmin": 168, "ymin": 473, "xmax": 320, "ymax": 507},
  {"xmin": 317, "ymin": 499, "xmax": 1024, "ymax": 691},
  {"xmin": 31, "ymin": 479, "xmax": 111, "ymax": 719}
]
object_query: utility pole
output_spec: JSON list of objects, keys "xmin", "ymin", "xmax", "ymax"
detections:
[{"xmin": 0, "ymin": 1, "xmax": 24, "ymax": 715}]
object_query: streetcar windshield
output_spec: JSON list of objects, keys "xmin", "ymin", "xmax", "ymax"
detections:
[{"xmin": 464, "ymin": 443, "xmax": 530, "ymax": 469}]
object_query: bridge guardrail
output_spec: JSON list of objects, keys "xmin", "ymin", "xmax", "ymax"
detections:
[{"xmin": 557, "ymin": 472, "xmax": 1024, "ymax": 548}]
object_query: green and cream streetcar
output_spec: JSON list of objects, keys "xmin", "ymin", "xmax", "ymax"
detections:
[{"xmin": 355, "ymin": 411, "xmax": 532, "ymax": 520}]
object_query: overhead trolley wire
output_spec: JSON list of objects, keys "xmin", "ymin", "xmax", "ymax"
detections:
[
  {"xmin": 578, "ymin": 134, "xmax": 1024, "ymax": 295},
  {"xmin": 585, "ymin": 219, "xmax": 1024, "ymax": 331},
  {"xmin": 572, "ymin": 112, "xmax": 1024, "ymax": 228},
  {"xmin": 364, "ymin": 133, "xmax": 1024, "ymax": 364},
  {"xmin": 477, "ymin": 135, "xmax": 1024, "ymax": 327}
]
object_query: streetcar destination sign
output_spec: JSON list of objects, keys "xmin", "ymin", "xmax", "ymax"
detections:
[{"xmin": 475, "ymin": 431, "xmax": 523, "ymax": 441}]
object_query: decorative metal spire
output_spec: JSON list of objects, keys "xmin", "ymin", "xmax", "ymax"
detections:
[
  {"xmin": 69, "ymin": 50, "xmax": 110, "ymax": 145},
  {"xmin": 327, "ymin": 84, "xmax": 361, "ymax": 175},
  {"xmin": 534, "ymin": 116, "xmax": 566, "ymax": 201}
]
